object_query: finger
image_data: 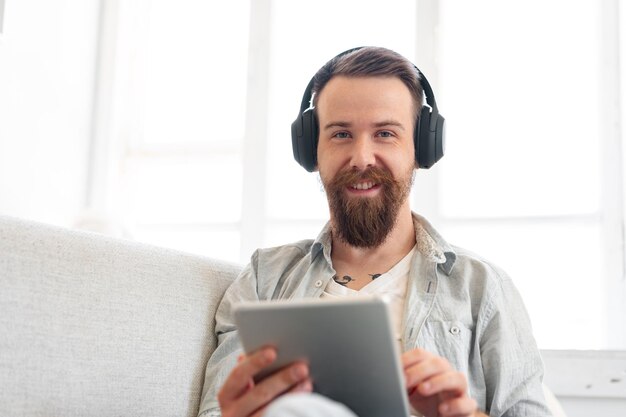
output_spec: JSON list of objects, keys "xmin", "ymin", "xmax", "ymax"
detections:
[
  {"xmin": 417, "ymin": 371, "xmax": 467, "ymax": 397},
  {"xmin": 234, "ymin": 362, "xmax": 310, "ymax": 417},
  {"xmin": 405, "ymin": 355, "xmax": 451, "ymax": 389},
  {"xmin": 287, "ymin": 377, "xmax": 314, "ymax": 394},
  {"xmin": 218, "ymin": 347, "xmax": 277, "ymax": 405},
  {"xmin": 401, "ymin": 348, "xmax": 431, "ymax": 369},
  {"xmin": 439, "ymin": 396, "xmax": 478, "ymax": 417}
]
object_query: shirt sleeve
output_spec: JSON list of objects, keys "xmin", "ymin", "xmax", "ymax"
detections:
[
  {"xmin": 477, "ymin": 269, "xmax": 552, "ymax": 417},
  {"xmin": 197, "ymin": 252, "xmax": 262, "ymax": 417}
]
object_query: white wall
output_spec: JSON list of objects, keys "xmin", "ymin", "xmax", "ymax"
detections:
[{"xmin": 0, "ymin": 0, "xmax": 100, "ymax": 226}]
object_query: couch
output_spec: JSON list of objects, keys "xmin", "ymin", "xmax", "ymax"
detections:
[{"xmin": 0, "ymin": 215, "xmax": 241, "ymax": 417}]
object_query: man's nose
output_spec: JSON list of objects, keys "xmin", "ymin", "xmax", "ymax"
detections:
[{"xmin": 349, "ymin": 137, "xmax": 376, "ymax": 170}]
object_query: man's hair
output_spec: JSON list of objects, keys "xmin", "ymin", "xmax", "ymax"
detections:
[{"xmin": 312, "ymin": 47, "xmax": 424, "ymax": 118}]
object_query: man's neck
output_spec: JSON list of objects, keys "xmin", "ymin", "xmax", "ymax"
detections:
[{"xmin": 330, "ymin": 204, "xmax": 416, "ymax": 270}]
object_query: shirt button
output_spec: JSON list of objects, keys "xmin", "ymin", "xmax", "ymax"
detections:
[
  {"xmin": 315, "ymin": 280, "xmax": 323, "ymax": 288},
  {"xmin": 450, "ymin": 326, "xmax": 461, "ymax": 335}
]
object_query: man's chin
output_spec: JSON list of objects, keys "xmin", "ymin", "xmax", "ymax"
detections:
[{"xmin": 335, "ymin": 226, "xmax": 392, "ymax": 249}]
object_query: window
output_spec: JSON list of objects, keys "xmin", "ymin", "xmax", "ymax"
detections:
[
  {"xmin": 98, "ymin": 0, "xmax": 250, "ymax": 263},
  {"xmin": 434, "ymin": 0, "xmax": 623, "ymax": 350}
]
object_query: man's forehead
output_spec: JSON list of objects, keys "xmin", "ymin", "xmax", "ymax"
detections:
[{"xmin": 316, "ymin": 78, "xmax": 415, "ymax": 127}]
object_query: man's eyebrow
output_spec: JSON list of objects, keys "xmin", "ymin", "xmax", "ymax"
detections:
[
  {"xmin": 323, "ymin": 121, "xmax": 351, "ymax": 130},
  {"xmin": 373, "ymin": 120, "xmax": 406, "ymax": 130}
]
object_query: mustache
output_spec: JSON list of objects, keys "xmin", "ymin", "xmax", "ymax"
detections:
[{"xmin": 329, "ymin": 166, "xmax": 395, "ymax": 188}]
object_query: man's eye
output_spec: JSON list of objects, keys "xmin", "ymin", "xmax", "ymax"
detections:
[
  {"xmin": 378, "ymin": 131, "xmax": 394, "ymax": 138},
  {"xmin": 334, "ymin": 132, "xmax": 350, "ymax": 139}
]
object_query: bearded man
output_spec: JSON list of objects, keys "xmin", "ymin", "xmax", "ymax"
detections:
[{"xmin": 198, "ymin": 47, "xmax": 551, "ymax": 417}]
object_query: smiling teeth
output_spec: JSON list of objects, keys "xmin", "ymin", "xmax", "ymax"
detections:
[{"xmin": 352, "ymin": 182, "xmax": 376, "ymax": 190}]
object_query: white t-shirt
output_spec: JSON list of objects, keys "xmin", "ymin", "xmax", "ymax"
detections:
[{"xmin": 321, "ymin": 245, "xmax": 416, "ymax": 345}]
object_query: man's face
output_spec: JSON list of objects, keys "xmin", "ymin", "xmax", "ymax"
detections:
[{"xmin": 316, "ymin": 75, "xmax": 417, "ymax": 248}]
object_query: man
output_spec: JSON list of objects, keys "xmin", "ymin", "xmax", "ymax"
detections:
[{"xmin": 198, "ymin": 47, "xmax": 551, "ymax": 417}]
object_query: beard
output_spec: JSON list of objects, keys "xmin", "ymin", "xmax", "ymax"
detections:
[{"xmin": 322, "ymin": 165, "xmax": 414, "ymax": 248}]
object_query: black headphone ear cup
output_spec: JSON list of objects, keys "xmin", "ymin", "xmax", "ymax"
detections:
[
  {"xmin": 415, "ymin": 106, "xmax": 431, "ymax": 168},
  {"xmin": 415, "ymin": 106, "xmax": 445, "ymax": 169},
  {"xmin": 302, "ymin": 110, "xmax": 318, "ymax": 171},
  {"xmin": 291, "ymin": 110, "xmax": 318, "ymax": 172}
]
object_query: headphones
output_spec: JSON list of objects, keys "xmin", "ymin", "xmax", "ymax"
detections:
[{"xmin": 291, "ymin": 47, "xmax": 446, "ymax": 172}]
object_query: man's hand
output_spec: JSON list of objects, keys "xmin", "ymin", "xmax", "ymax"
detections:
[
  {"xmin": 403, "ymin": 349, "xmax": 484, "ymax": 417},
  {"xmin": 218, "ymin": 347, "xmax": 313, "ymax": 417}
]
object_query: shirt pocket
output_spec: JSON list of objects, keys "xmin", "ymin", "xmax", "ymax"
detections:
[{"xmin": 417, "ymin": 320, "xmax": 474, "ymax": 377}]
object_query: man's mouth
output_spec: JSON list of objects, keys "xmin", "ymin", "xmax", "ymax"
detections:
[{"xmin": 349, "ymin": 181, "xmax": 378, "ymax": 191}]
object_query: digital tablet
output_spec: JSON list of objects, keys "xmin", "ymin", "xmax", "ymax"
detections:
[{"xmin": 233, "ymin": 297, "xmax": 410, "ymax": 417}]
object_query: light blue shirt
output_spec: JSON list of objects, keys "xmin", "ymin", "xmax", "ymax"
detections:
[{"xmin": 198, "ymin": 213, "xmax": 551, "ymax": 416}]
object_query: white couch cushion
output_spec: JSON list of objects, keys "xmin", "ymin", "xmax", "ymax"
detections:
[{"xmin": 0, "ymin": 216, "xmax": 241, "ymax": 417}]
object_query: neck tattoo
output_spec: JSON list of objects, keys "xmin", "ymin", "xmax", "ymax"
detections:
[{"xmin": 333, "ymin": 273, "xmax": 382, "ymax": 287}]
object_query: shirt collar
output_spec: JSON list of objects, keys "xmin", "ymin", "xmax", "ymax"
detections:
[
  {"xmin": 411, "ymin": 212, "xmax": 457, "ymax": 275},
  {"xmin": 309, "ymin": 212, "xmax": 457, "ymax": 275},
  {"xmin": 310, "ymin": 221, "xmax": 332, "ymax": 263}
]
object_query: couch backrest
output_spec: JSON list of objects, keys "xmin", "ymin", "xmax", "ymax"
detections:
[{"xmin": 0, "ymin": 216, "xmax": 241, "ymax": 417}]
